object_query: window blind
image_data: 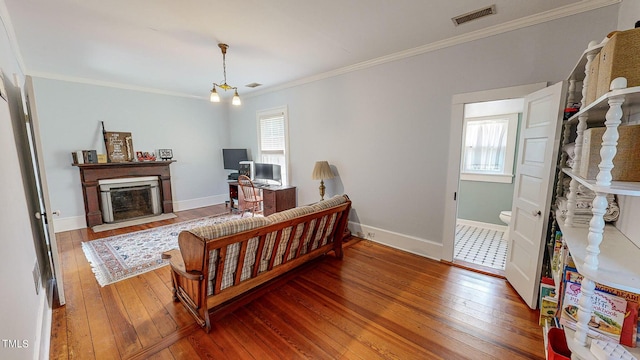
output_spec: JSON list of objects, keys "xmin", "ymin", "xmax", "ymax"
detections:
[{"xmin": 259, "ymin": 114, "xmax": 285, "ymax": 153}]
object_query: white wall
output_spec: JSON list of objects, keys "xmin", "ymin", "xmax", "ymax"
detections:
[
  {"xmin": 618, "ymin": 0, "xmax": 640, "ymax": 30},
  {"xmin": 229, "ymin": 6, "xmax": 619, "ymax": 258},
  {"xmin": 0, "ymin": 3, "xmax": 50, "ymax": 359},
  {"xmin": 29, "ymin": 78, "xmax": 230, "ymax": 230}
]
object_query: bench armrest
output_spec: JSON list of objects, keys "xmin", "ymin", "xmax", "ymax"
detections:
[{"xmin": 162, "ymin": 249, "xmax": 204, "ymax": 281}]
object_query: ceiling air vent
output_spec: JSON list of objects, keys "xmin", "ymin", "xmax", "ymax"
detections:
[
  {"xmin": 245, "ymin": 82, "xmax": 262, "ymax": 88},
  {"xmin": 452, "ymin": 5, "xmax": 496, "ymax": 26}
]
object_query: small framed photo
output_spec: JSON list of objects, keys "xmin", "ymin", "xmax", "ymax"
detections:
[
  {"xmin": 158, "ymin": 149, "xmax": 173, "ymax": 160},
  {"xmin": 136, "ymin": 151, "xmax": 156, "ymax": 162}
]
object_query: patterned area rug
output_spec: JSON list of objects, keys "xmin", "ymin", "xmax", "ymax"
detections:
[{"xmin": 82, "ymin": 212, "xmax": 245, "ymax": 286}]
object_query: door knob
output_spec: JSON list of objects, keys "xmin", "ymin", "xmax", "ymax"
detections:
[
  {"xmin": 34, "ymin": 212, "xmax": 43, "ymax": 219},
  {"xmin": 532, "ymin": 210, "xmax": 542, "ymax": 217}
]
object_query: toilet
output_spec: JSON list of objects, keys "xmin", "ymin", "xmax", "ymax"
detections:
[{"xmin": 499, "ymin": 210, "xmax": 511, "ymax": 240}]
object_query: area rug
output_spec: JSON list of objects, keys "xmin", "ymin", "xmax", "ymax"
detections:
[
  {"xmin": 91, "ymin": 213, "xmax": 178, "ymax": 233},
  {"xmin": 82, "ymin": 212, "xmax": 245, "ymax": 286}
]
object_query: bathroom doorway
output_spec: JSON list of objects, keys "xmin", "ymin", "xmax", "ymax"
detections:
[
  {"xmin": 443, "ymin": 83, "xmax": 547, "ymax": 276},
  {"xmin": 455, "ymin": 102, "xmax": 520, "ymax": 276}
]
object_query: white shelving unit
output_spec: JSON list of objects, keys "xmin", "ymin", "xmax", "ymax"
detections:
[{"xmin": 554, "ymin": 37, "xmax": 640, "ymax": 360}]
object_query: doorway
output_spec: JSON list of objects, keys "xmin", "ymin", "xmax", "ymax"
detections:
[
  {"xmin": 442, "ymin": 83, "xmax": 547, "ymax": 276},
  {"xmin": 454, "ymin": 100, "xmax": 522, "ymax": 275}
]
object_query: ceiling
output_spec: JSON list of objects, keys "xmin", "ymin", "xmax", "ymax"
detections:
[{"xmin": 3, "ymin": 0, "xmax": 609, "ymax": 101}]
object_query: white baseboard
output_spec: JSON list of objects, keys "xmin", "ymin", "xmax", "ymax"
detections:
[
  {"xmin": 53, "ymin": 215, "xmax": 86, "ymax": 232},
  {"xmin": 348, "ymin": 221, "xmax": 442, "ymax": 261},
  {"xmin": 456, "ymin": 218, "xmax": 507, "ymax": 232},
  {"xmin": 37, "ymin": 281, "xmax": 53, "ymax": 359},
  {"xmin": 172, "ymin": 194, "xmax": 227, "ymax": 212},
  {"xmin": 54, "ymin": 194, "xmax": 230, "ymax": 232}
]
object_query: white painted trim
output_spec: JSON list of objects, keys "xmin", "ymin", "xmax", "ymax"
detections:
[
  {"xmin": 443, "ymin": 82, "xmax": 547, "ymax": 262},
  {"xmin": 53, "ymin": 215, "xmax": 87, "ymax": 232},
  {"xmin": 452, "ymin": 83, "xmax": 549, "ymax": 105},
  {"xmin": 15, "ymin": 1, "xmax": 618, "ymax": 101},
  {"xmin": 171, "ymin": 195, "xmax": 227, "ymax": 212},
  {"xmin": 246, "ymin": 0, "xmax": 619, "ymax": 98},
  {"xmin": 53, "ymin": 194, "xmax": 229, "ymax": 231},
  {"xmin": 460, "ymin": 173, "xmax": 514, "ymax": 183},
  {"xmin": 256, "ymin": 106, "xmax": 290, "ymax": 186},
  {"xmin": 37, "ymin": 280, "xmax": 54, "ymax": 360},
  {"xmin": 348, "ymin": 221, "xmax": 442, "ymax": 261},
  {"xmin": 28, "ymin": 71, "xmax": 207, "ymax": 100},
  {"xmin": 456, "ymin": 218, "xmax": 507, "ymax": 233}
]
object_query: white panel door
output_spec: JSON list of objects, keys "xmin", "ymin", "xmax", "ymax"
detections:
[
  {"xmin": 24, "ymin": 76, "xmax": 65, "ymax": 305},
  {"xmin": 505, "ymin": 81, "xmax": 566, "ymax": 309}
]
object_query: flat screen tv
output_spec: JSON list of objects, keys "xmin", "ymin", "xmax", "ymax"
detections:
[
  {"xmin": 222, "ymin": 149, "xmax": 249, "ymax": 170},
  {"xmin": 254, "ymin": 163, "xmax": 282, "ymax": 184}
]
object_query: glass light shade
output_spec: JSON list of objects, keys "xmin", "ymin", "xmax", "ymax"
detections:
[
  {"xmin": 232, "ymin": 90, "xmax": 241, "ymax": 106},
  {"xmin": 210, "ymin": 88, "xmax": 220, "ymax": 102}
]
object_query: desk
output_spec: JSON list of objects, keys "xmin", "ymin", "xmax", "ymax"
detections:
[{"xmin": 228, "ymin": 182, "xmax": 296, "ymax": 216}]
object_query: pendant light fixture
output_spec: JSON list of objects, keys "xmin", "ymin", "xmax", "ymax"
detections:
[{"xmin": 210, "ymin": 43, "xmax": 241, "ymax": 106}]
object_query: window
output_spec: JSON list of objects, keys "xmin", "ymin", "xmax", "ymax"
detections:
[
  {"xmin": 257, "ymin": 107, "xmax": 289, "ymax": 185},
  {"xmin": 460, "ymin": 113, "xmax": 518, "ymax": 183}
]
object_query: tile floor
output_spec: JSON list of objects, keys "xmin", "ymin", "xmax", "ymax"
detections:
[{"xmin": 454, "ymin": 224, "xmax": 508, "ymax": 270}]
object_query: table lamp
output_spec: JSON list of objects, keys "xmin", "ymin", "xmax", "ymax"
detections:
[{"xmin": 312, "ymin": 161, "xmax": 334, "ymax": 201}]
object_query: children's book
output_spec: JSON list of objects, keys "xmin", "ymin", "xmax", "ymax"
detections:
[
  {"xmin": 565, "ymin": 269, "xmax": 639, "ymax": 347},
  {"xmin": 560, "ymin": 281, "xmax": 626, "ymax": 343},
  {"xmin": 540, "ymin": 296, "xmax": 559, "ymax": 327}
]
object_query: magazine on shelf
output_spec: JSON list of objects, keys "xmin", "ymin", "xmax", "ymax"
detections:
[
  {"xmin": 560, "ymin": 281, "xmax": 627, "ymax": 344},
  {"xmin": 565, "ymin": 269, "xmax": 639, "ymax": 347}
]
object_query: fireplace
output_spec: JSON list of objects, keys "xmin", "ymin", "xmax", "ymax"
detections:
[
  {"xmin": 99, "ymin": 177, "xmax": 161, "ymax": 223},
  {"xmin": 74, "ymin": 161, "xmax": 175, "ymax": 227}
]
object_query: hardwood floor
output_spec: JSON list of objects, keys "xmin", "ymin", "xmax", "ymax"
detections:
[{"xmin": 50, "ymin": 205, "xmax": 545, "ymax": 359}]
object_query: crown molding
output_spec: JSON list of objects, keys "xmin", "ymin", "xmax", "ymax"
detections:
[
  {"xmin": 5, "ymin": 0, "xmax": 620, "ymax": 100},
  {"xmin": 246, "ymin": 0, "xmax": 620, "ymax": 99},
  {"xmin": 28, "ymin": 71, "xmax": 206, "ymax": 100}
]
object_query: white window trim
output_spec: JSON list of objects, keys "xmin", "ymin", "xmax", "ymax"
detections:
[
  {"xmin": 256, "ymin": 106, "xmax": 289, "ymax": 185},
  {"xmin": 460, "ymin": 113, "xmax": 518, "ymax": 183}
]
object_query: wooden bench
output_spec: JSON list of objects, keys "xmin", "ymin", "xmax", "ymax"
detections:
[{"xmin": 163, "ymin": 194, "xmax": 352, "ymax": 332}]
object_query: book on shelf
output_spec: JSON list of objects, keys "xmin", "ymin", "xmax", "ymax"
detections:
[
  {"xmin": 551, "ymin": 230, "xmax": 564, "ymax": 274},
  {"xmin": 71, "ymin": 151, "xmax": 80, "ymax": 164},
  {"xmin": 539, "ymin": 277, "xmax": 559, "ymax": 327},
  {"xmin": 560, "ymin": 281, "xmax": 627, "ymax": 344},
  {"xmin": 565, "ymin": 268, "xmax": 639, "ymax": 347},
  {"xmin": 82, "ymin": 150, "xmax": 98, "ymax": 164},
  {"xmin": 540, "ymin": 296, "xmax": 559, "ymax": 327},
  {"xmin": 72, "ymin": 150, "xmax": 98, "ymax": 164}
]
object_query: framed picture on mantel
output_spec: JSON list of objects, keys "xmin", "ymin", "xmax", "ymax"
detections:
[{"xmin": 104, "ymin": 131, "xmax": 134, "ymax": 163}]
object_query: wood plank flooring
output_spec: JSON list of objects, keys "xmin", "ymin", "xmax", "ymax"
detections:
[{"xmin": 50, "ymin": 205, "xmax": 545, "ymax": 359}]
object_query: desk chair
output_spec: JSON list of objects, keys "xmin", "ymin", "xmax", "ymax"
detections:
[{"xmin": 237, "ymin": 175, "xmax": 263, "ymax": 217}]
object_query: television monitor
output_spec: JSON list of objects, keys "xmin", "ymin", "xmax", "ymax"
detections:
[
  {"xmin": 271, "ymin": 164, "xmax": 282, "ymax": 183},
  {"xmin": 222, "ymin": 149, "xmax": 249, "ymax": 170},
  {"xmin": 254, "ymin": 163, "xmax": 282, "ymax": 184}
]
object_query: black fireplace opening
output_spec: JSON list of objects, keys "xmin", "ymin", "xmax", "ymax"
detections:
[
  {"xmin": 110, "ymin": 186, "xmax": 155, "ymax": 222},
  {"xmin": 99, "ymin": 177, "xmax": 162, "ymax": 223}
]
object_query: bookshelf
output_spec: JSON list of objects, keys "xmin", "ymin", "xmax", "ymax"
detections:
[{"xmin": 550, "ymin": 33, "xmax": 640, "ymax": 359}]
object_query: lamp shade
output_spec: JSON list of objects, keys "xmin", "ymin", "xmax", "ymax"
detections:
[{"xmin": 312, "ymin": 161, "xmax": 334, "ymax": 180}]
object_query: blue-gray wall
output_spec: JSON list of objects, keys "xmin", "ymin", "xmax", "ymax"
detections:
[{"xmin": 30, "ymin": 78, "xmax": 230, "ymax": 229}]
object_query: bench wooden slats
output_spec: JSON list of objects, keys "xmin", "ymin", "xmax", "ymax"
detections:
[{"xmin": 167, "ymin": 195, "xmax": 351, "ymax": 332}]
